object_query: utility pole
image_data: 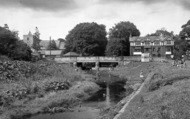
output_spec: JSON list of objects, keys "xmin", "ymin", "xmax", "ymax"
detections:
[{"xmin": 50, "ymin": 36, "xmax": 51, "ymax": 58}]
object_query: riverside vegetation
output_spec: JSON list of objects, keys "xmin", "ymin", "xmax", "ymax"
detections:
[
  {"xmin": 101, "ymin": 61, "xmax": 190, "ymax": 119},
  {"xmin": 0, "ymin": 56, "xmax": 100, "ymax": 119}
]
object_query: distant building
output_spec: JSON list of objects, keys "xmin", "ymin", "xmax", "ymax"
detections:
[
  {"xmin": 40, "ymin": 50, "xmax": 62, "ymax": 58},
  {"xmin": 23, "ymin": 31, "xmax": 34, "ymax": 47},
  {"xmin": 129, "ymin": 35, "xmax": 174, "ymax": 58},
  {"xmin": 40, "ymin": 40, "xmax": 65, "ymax": 50}
]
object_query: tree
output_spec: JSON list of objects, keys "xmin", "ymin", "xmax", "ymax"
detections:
[
  {"xmin": 180, "ymin": 20, "xmax": 190, "ymax": 39},
  {"xmin": 173, "ymin": 35, "xmax": 188, "ymax": 60},
  {"xmin": 32, "ymin": 27, "xmax": 41, "ymax": 51},
  {"xmin": 64, "ymin": 22, "xmax": 107, "ymax": 56},
  {"xmin": 47, "ymin": 40, "xmax": 58, "ymax": 50},
  {"xmin": 106, "ymin": 38, "xmax": 126, "ymax": 56},
  {"xmin": 0, "ymin": 26, "xmax": 18, "ymax": 56},
  {"xmin": 58, "ymin": 38, "xmax": 65, "ymax": 42},
  {"xmin": 10, "ymin": 40, "xmax": 32, "ymax": 61},
  {"xmin": 0, "ymin": 25, "xmax": 32, "ymax": 61},
  {"xmin": 147, "ymin": 28, "xmax": 174, "ymax": 37},
  {"xmin": 106, "ymin": 21, "xmax": 140, "ymax": 56}
]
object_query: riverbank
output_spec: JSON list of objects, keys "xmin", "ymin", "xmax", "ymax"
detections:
[
  {"xmin": 0, "ymin": 60, "xmax": 100, "ymax": 119},
  {"xmin": 101, "ymin": 61, "xmax": 190, "ymax": 119},
  {"xmin": 99, "ymin": 61, "xmax": 171, "ymax": 119}
]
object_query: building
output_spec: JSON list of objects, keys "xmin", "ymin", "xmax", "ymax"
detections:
[
  {"xmin": 23, "ymin": 27, "xmax": 40, "ymax": 47},
  {"xmin": 40, "ymin": 50, "xmax": 63, "ymax": 58},
  {"xmin": 40, "ymin": 40, "xmax": 65, "ymax": 50},
  {"xmin": 129, "ymin": 35, "xmax": 174, "ymax": 58},
  {"xmin": 23, "ymin": 31, "xmax": 34, "ymax": 47}
]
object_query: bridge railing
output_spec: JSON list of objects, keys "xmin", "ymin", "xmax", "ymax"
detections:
[{"xmin": 55, "ymin": 56, "xmax": 142, "ymax": 63}]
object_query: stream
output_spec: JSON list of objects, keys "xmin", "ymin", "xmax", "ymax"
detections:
[{"xmin": 29, "ymin": 70, "xmax": 132, "ymax": 119}]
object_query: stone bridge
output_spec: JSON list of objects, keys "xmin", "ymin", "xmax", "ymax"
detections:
[{"xmin": 55, "ymin": 56, "xmax": 141, "ymax": 68}]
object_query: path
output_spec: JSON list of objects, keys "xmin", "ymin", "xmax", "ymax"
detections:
[{"xmin": 113, "ymin": 72, "xmax": 155, "ymax": 119}]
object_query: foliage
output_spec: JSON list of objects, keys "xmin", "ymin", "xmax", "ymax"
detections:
[
  {"xmin": 0, "ymin": 26, "xmax": 17, "ymax": 56},
  {"xmin": 47, "ymin": 40, "xmax": 58, "ymax": 50},
  {"xmin": 32, "ymin": 33, "xmax": 41, "ymax": 51},
  {"xmin": 64, "ymin": 22, "xmax": 107, "ymax": 56},
  {"xmin": 10, "ymin": 40, "xmax": 32, "ymax": 61},
  {"xmin": 57, "ymin": 38, "xmax": 65, "ymax": 42},
  {"xmin": 106, "ymin": 38, "xmax": 126, "ymax": 56},
  {"xmin": 174, "ymin": 20, "xmax": 190, "ymax": 59},
  {"xmin": 44, "ymin": 81, "xmax": 71, "ymax": 92},
  {"xmin": 0, "ymin": 26, "xmax": 32, "ymax": 61},
  {"xmin": 179, "ymin": 20, "xmax": 190, "ymax": 40},
  {"xmin": 147, "ymin": 28, "xmax": 174, "ymax": 36},
  {"xmin": 106, "ymin": 21, "xmax": 140, "ymax": 56}
]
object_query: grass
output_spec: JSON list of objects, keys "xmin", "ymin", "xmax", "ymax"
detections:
[
  {"xmin": 116, "ymin": 61, "xmax": 190, "ymax": 119},
  {"xmin": 0, "ymin": 60, "xmax": 100, "ymax": 119},
  {"xmin": 99, "ymin": 61, "xmax": 190, "ymax": 119}
]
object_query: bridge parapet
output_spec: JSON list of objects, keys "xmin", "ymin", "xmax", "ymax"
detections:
[
  {"xmin": 77, "ymin": 57, "xmax": 99, "ymax": 62},
  {"xmin": 54, "ymin": 56, "xmax": 141, "ymax": 63},
  {"xmin": 55, "ymin": 57, "xmax": 77, "ymax": 63}
]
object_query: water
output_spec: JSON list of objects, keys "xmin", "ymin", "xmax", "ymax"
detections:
[{"xmin": 29, "ymin": 71, "xmax": 129, "ymax": 119}]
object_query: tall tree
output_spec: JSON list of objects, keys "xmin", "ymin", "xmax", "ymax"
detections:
[
  {"xmin": 0, "ymin": 25, "xmax": 32, "ymax": 61},
  {"xmin": 180, "ymin": 20, "xmax": 190, "ymax": 39},
  {"xmin": 32, "ymin": 27, "xmax": 41, "ymax": 51},
  {"xmin": 106, "ymin": 21, "xmax": 140, "ymax": 56},
  {"xmin": 106, "ymin": 38, "xmax": 126, "ymax": 56},
  {"xmin": 173, "ymin": 35, "xmax": 188, "ymax": 60},
  {"xmin": 0, "ymin": 26, "xmax": 17, "ymax": 56},
  {"xmin": 47, "ymin": 40, "xmax": 58, "ymax": 50},
  {"xmin": 10, "ymin": 40, "xmax": 32, "ymax": 61},
  {"xmin": 147, "ymin": 28, "xmax": 174, "ymax": 37},
  {"xmin": 64, "ymin": 22, "xmax": 107, "ymax": 56}
]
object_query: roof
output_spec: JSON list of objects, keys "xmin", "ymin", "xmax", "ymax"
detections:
[
  {"xmin": 40, "ymin": 40, "xmax": 61, "ymax": 49},
  {"xmin": 63, "ymin": 52, "xmax": 79, "ymax": 57},
  {"xmin": 44, "ymin": 50, "xmax": 62, "ymax": 56},
  {"xmin": 129, "ymin": 35, "xmax": 173, "ymax": 42}
]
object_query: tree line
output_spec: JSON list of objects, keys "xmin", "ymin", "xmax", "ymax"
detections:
[
  {"xmin": 0, "ymin": 20, "xmax": 190, "ymax": 61},
  {"xmin": 64, "ymin": 20, "xmax": 190, "ymax": 59}
]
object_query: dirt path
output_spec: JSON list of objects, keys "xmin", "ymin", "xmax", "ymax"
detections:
[{"xmin": 113, "ymin": 72, "xmax": 155, "ymax": 119}]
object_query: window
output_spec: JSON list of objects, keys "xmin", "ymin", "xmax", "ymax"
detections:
[
  {"xmin": 135, "ymin": 41, "xmax": 141, "ymax": 45},
  {"xmin": 166, "ymin": 41, "xmax": 171, "ymax": 44},
  {"xmin": 166, "ymin": 47, "xmax": 171, "ymax": 51},
  {"xmin": 145, "ymin": 41, "xmax": 150, "ymax": 45},
  {"xmin": 154, "ymin": 41, "xmax": 160, "ymax": 45}
]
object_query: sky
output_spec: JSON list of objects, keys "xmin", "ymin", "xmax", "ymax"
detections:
[{"xmin": 0, "ymin": 0, "xmax": 190, "ymax": 40}]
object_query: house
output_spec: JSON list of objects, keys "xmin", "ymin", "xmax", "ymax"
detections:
[
  {"xmin": 40, "ymin": 40, "xmax": 65, "ymax": 50},
  {"xmin": 129, "ymin": 35, "xmax": 174, "ymax": 58},
  {"xmin": 40, "ymin": 50, "xmax": 63, "ymax": 58}
]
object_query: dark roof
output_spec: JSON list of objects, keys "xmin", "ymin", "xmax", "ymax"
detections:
[
  {"xmin": 63, "ymin": 52, "xmax": 79, "ymax": 57},
  {"xmin": 40, "ymin": 40, "xmax": 60, "ymax": 49},
  {"xmin": 44, "ymin": 50, "xmax": 62, "ymax": 56},
  {"xmin": 130, "ymin": 35, "xmax": 173, "ymax": 42}
]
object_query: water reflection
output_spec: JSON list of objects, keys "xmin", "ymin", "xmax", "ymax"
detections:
[{"xmin": 29, "ymin": 71, "xmax": 128, "ymax": 119}]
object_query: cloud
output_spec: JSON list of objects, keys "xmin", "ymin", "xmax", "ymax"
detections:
[
  {"xmin": 100, "ymin": 0, "xmax": 166, "ymax": 4},
  {"xmin": 180, "ymin": 0, "xmax": 190, "ymax": 10},
  {"xmin": 99, "ymin": 0, "xmax": 190, "ymax": 12},
  {"xmin": 0, "ymin": 0, "xmax": 77, "ymax": 11}
]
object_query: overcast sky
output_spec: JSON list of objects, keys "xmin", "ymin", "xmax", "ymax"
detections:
[{"xmin": 0, "ymin": 0, "xmax": 190, "ymax": 40}]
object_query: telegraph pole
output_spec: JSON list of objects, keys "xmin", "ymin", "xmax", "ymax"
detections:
[{"xmin": 50, "ymin": 36, "xmax": 51, "ymax": 58}]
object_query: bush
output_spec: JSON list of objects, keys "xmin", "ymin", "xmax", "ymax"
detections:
[{"xmin": 44, "ymin": 81, "xmax": 71, "ymax": 92}]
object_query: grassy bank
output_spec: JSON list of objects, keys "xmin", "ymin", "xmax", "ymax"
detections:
[
  {"xmin": 99, "ymin": 61, "xmax": 174, "ymax": 119},
  {"xmin": 0, "ymin": 59, "xmax": 100, "ymax": 119},
  {"xmin": 110, "ymin": 61, "xmax": 190, "ymax": 119}
]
